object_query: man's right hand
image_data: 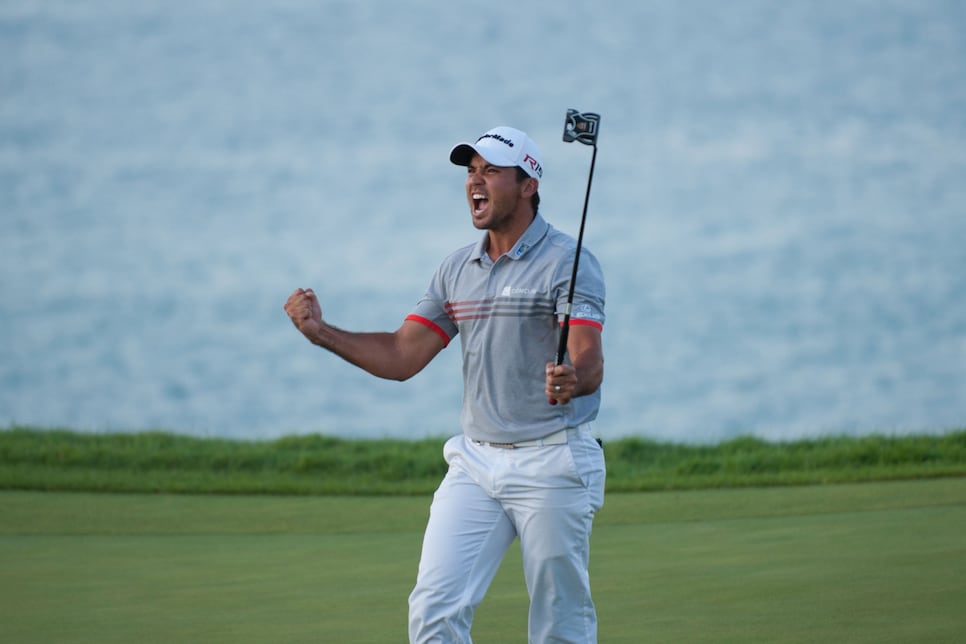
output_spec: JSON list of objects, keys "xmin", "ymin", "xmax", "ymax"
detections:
[{"xmin": 284, "ymin": 288, "xmax": 324, "ymax": 340}]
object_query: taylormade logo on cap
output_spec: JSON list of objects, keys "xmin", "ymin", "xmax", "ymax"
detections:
[
  {"xmin": 449, "ymin": 126, "xmax": 544, "ymax": 179},
  {"xmin": 478, "ymin": 131, "xmax": 515, "ymax": 148}
]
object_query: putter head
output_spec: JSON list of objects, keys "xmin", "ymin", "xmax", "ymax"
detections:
[{"xmin": 563, "ymin": 109, "xmax": 600, "ymax": 145}]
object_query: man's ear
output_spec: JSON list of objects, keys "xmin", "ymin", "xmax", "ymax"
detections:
[{"xmin": 522, "ymin": 177, "xmax": 539, "ymax": 197}]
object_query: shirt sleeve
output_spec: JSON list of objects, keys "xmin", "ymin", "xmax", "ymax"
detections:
[
  {"xmin": 555, "ymin": 247, "xmax": 606, "ymax": 331},
  {"xmin": 406, "ymin": 265, "xmax": 459, "ymax": 346}
]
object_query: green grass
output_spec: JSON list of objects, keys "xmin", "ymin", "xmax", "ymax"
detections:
[
  {"xmin": 3, "ymin": 427, "xmax": 963, "ymax": 640},
  {"xmin": 2, "ymin": 479, "xmax": 965, "ymax": 642},
  {"xmin": 3, "ymin": 426, "xmax": 965, "ymax": 495}
]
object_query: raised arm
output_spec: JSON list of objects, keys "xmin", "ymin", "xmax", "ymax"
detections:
[{"xmin": 284, "ymin": 288, "xmax": 446, "ymax": 381}]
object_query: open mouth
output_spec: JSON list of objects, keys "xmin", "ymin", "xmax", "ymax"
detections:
[{"xmin": 472, "ymin": 193, "xmax": 488, "ymax": 214}]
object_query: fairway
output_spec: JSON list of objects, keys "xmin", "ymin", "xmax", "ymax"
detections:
[{"xmin": 2, "ymin": 479, "xmax": 965, "ymax": 642}]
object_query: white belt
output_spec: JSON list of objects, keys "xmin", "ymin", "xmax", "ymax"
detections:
[{"xmin": 471, "ymin": 427, "xmax": 580, "ymax": 449}]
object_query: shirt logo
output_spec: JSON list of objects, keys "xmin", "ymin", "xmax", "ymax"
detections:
[
  {"xmin": 574, "ymin": 303, "xmax": 602, "ymax": 320},
  {"xmin": 501, "ymin": 285, "xmax": 537, "ymax": 297}
]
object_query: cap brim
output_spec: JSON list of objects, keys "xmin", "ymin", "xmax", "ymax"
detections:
[
  {"xmin": 449, "ymin": 142, "xmax": 519, "ymax": 169},
  {"xmin": 449, "ymin": 143, "xmax": 477, "ymax": 167}
]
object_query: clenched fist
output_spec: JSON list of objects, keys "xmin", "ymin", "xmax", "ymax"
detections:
[{"xmin": 284, "ymin": 288, "xmax": 324, "ymax": 340}]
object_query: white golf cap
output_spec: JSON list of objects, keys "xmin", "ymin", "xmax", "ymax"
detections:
[{"xmin": 449, "ymin": 126, "xmax": 543, "ymax": 179}]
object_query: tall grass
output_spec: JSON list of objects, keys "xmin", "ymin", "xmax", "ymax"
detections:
[
  {"xmin": 605, "ymin": 430, "xmax": 966, "ymax": 489},
  {"xmin": 1, "ymin": 425, "xmax": 964, "ymax": 495}
]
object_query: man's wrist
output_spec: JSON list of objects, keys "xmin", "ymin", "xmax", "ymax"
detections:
[{"xmin": 309, "ymin": 320, "xmax": 331, "ymax": 348}]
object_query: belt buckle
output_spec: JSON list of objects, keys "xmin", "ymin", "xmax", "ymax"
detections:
[{"xmin": 488, "ymin": 441, "xmax": 517, "ymax": 449}]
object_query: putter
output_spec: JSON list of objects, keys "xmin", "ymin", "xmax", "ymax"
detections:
[{"xmin": 551, "ymin": 109, "xmax": 600, "ymax": 404}]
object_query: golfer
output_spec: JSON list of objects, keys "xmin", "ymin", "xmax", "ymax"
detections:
[{"xmin": 284, "ymin": 126, "xmax": 606, "ymax": 643}]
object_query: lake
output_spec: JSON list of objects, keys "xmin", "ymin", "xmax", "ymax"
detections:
[{"xmin": 2, "ymin": 0, "xmax": 964, "ymax": 443}]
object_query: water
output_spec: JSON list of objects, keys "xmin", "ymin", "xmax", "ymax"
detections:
[{"xmin": 2, "ymin": 0, "xmax": 965, "ymax": 443}]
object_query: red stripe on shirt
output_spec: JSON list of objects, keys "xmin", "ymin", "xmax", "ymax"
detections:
[
  {"xmin": 561, "ymin": 318, "xmax": 604, "ymax": 332},
  {"xmin": 405, "ymin": 314, "xmax": 452, "ymax": 347}
]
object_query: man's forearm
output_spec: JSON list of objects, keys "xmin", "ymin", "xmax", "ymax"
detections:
[
  {"xmin": 310, "ymin": 323, "xmax": 412, "ymax": 381},
  {"xmin": 574, "ymin": 358, "xmax": 604, "ymax": 397},
  {"xmin": 307, "ymin": 318, "xmax": 446, "ymax": 382}
]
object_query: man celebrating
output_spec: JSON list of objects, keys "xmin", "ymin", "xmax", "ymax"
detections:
[{"xmin": 284, "ymin": 126, "xmax": 606, "ymax": 643}]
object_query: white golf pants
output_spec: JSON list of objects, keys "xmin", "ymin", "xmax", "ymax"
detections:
[{"xmin": 408, "ymin": 425, "xmax": 606, "ymax": 643}]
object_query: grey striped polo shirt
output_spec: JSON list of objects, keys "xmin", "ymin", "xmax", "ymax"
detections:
[{"xmin": 407, "ymin": 214, "xmax": 605, "ymax": 444}]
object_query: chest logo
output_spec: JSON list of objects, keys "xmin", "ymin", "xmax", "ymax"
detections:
[{"xmin": 501, "ymin": 285, "xmax": 537, "ymax": 297}]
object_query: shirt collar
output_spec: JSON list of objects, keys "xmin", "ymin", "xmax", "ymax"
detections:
[{"xmin": 470, "ymin": 213, "xmax": 550, "ymax": 263}]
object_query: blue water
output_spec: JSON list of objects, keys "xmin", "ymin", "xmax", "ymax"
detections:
[{"xmin": 2, "ymin": 0, "xmax": 965, "ymax": 443}]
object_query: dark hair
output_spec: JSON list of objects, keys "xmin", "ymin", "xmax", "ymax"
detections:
[{"xmin": 515, "ymin": 167, "xmax": 541, "ymax": 214}]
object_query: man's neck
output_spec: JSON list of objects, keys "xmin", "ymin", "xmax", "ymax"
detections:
[{"xmin": 485, "ymin": 212, "xmax": 536, "ymax": 260}]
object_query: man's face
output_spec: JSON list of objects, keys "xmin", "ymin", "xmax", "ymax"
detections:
[{"xmin": 464, "ymin": 153, "xmax": 531, "ymax": 231}]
